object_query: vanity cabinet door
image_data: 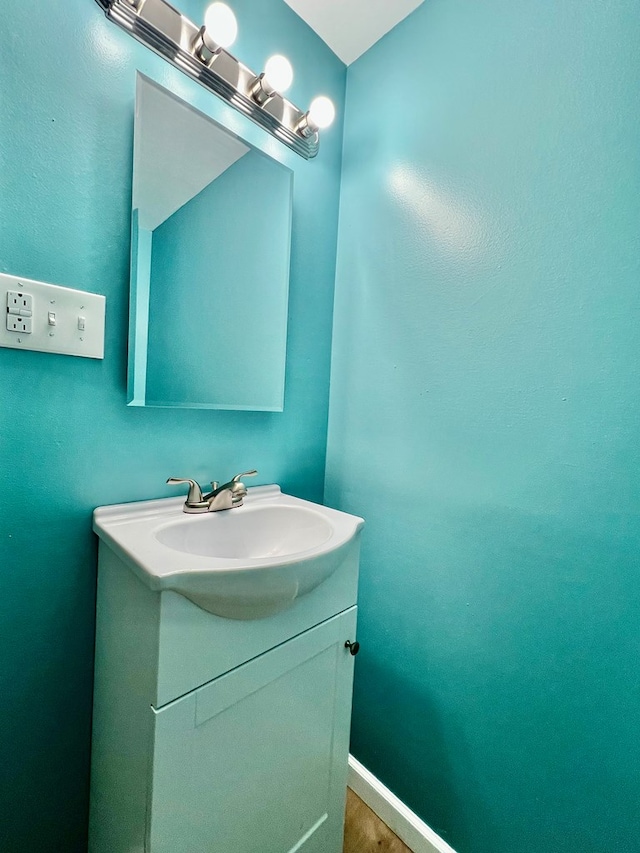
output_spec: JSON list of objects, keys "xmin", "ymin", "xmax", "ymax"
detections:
[{"xmin": 147, "ymin": 606, "xmax": 357, "ymax": 853}]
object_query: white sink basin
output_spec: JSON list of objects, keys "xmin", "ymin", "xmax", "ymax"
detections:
[
  {"xmin": 156, "ymin": 504, "xmax": 334, "ymax": 560},
  {"xmin": 93, "ymin": 485, "xmax": 364, "ymax": 619}
]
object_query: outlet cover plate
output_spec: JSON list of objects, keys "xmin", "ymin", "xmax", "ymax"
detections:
[{"xmin": 0, "ymin": 273, "xmax": 105, "ymax": 359}]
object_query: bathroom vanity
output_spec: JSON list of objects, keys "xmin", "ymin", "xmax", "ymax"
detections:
[{"xmin": 89, "ymin": 486, "xmax": 363, "ymax": 853}]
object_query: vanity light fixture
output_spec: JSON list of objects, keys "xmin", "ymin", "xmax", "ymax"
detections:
[
  {"xmin": 297, "ymin": 96, "xmax": 336, "ymax": 138},
  {"xmin": 94, "ymin": 0, "xmax": 335, "ymax": 159},
  {"xmin": 250, "ymin": 54, "xmax": 293, "ymax": 106},
  {"xmin": 193, "ymin": 2, "xmax": 238, "ymax": 63}
]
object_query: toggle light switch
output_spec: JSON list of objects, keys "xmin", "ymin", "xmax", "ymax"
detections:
[
  {"xmin": 48, "ymin": 312, "xmax": 56, "ymax": 326},
  {"xmin": 77, "ymin": 316, "xmax": 86, "ymax": 331}
]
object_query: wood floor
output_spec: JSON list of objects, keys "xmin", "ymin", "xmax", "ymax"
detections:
[{"xmin": 343, "ymin": 788, "xmax": 413, "ymax": 853}]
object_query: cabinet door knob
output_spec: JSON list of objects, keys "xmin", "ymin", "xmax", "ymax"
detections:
[{"xmin": 345, "ymin": 640, "xmax": 360, "ymax": 656}]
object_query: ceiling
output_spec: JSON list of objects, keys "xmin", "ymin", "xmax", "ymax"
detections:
[{"xmin": 283, "ymin": 0, "xmax": 425, "ymax": 65}]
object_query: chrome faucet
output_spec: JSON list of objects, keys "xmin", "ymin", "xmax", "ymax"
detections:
[
  {"xmin": 167, "ymin": 470, "xmax": 257, "ymax": 514},
  {"xmin": 204, "ymin": 470, "xmax": 258, "ymax": 511}
]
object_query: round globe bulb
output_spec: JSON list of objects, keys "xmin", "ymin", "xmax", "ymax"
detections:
[
  {"xmin": 203, "ymin": 2, "xmax": 237, "ymax": 49},
  {"xmin": 264, "ymin": 55, "xmax": 293, "ymax": 94},
  {"xmin": 308, "ymin": 96, "xmax": 335, "ymax": 130}
]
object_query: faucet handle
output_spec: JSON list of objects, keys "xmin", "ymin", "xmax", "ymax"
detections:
[
  {"xmin": 166, "ymin": 477, "xmax": 204, "ymax": 505},
  {"xmin": 232, "ymin": 470, "xmax": 258, "ymax": 483},
  {"xmin": 230, "ymin": 470, "xmax": 258, "ymax": 500}
]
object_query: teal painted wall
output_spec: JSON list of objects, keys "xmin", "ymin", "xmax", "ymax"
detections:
[
  {"xmin": 147, "ymin": 150, "xmax": 291, "ymax": 409},
  {"xmin": 326, "ymin": 1, "xmax": 640, "ymax": 851},
  {"xmin": 0, "ymin": 1, "xmax": 344, "ymax": 848}
]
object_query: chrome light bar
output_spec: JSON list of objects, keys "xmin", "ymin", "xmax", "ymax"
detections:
[{"xmin": 94, "ymin": 0, "xmax": 321, "ymax": 159}]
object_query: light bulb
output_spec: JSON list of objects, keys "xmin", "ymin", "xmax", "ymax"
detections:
[
  {"xmin": 264, "ymin": 55, "xmax": 293, "ymax": 94},
  {"xmin": 308, "ymin": 96, "xmax": 335, "ymax": 130},
  {"xmin": 203, "ymin": 2, "xmax": 237, "ymax": 51}
]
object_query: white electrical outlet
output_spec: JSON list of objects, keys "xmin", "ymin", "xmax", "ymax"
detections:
[
  {"xmin": 6, "ymin": 290, "xmax": 34, "ymax": 333},
  {"xmin": 0, "ymin": 273, "xmax": 105, "ymax": 359},
  {"xmin": 6, "ymin": 313, "xmax": 33, "ymax": 333},
  {"xmin": 7, "ymin": 290, "xmax": 33, "ymax": 316}
]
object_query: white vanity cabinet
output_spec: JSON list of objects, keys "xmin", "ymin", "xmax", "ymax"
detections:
[
  {"xmin": 89, "ymin": 491, "xmax": 363, "ymax": 853},
  {"xmin": 148, "ymin": 609, "xmax": 356, "ymax": 853}
]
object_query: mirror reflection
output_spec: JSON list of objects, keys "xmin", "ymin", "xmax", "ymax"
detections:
[{"xmin": 128, "ymin": 75, "xmax": 293, "ymax": 410}]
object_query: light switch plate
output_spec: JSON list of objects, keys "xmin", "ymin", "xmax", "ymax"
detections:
[{"xmin": 0, "ymin": 273, "xmax": 105, "ymax": 359}]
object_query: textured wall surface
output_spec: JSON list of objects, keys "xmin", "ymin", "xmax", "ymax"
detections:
[
  {"xmin": 0, "ymin": 1, "xmax": 344, "ymax": 848},
  {"xmin": 326, "ymin": 1, "xmax": 640, "ymax": 851}
]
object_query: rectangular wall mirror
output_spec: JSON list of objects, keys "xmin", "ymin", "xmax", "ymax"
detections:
[{"xmin": 128, "ymin": 74, "xmax": 293, "ymax": 410}]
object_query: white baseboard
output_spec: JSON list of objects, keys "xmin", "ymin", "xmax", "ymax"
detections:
[{"xmin": 347, "ymin": 755, "xmax": 458, "ymax": 853}]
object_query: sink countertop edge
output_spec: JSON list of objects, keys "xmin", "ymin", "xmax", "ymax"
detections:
[{"xmin": 92, "ymin": 485, "xmax": 365, "ymax": 594}]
